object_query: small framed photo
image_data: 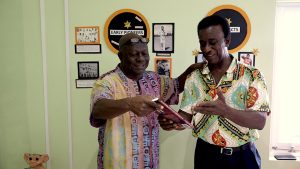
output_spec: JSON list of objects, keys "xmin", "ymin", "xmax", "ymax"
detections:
[
  {"xmin": 75, "ymin": 44, "xmax": 101, "ymax": 54},
  {"xmin": 152, "ymin": 23, "xmax": 174, "ymax": 53},
  {"xmin": 195, "ymin": 52, "xmax": 205, "ymax": 63},
  {"xmin": 238, "ymin": 52, "xmax": 255, "ymax": 66},
  {"xmin": 77, "ymin": 61, "xmax": 99, "ymax": 79},
  {"xmin": 75, "ymin": 79, "xmax": 96, "ymax": 88},
  {"xmin": 75, "ymin": 26, "xmax": 100, "ymax": 44},
  {"xmin": 154, "ymin": 57, "xmax": 172, "ymax": 77}
]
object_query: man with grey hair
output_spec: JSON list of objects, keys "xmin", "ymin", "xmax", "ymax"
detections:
[{"xmin": 90, "ymin": 33, "xmax": 204, "ymax": 169}]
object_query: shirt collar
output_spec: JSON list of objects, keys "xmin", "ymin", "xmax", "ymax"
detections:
[
  {"xmin": 201, "ymin": 55, "xmax": 237, "ymax": 75},
  {"xmin": 227, "ymin": 56, "xmax": 238, "ymax": 74}
]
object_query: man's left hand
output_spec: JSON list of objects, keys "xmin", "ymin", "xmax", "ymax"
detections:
[
  {"xmin": 192, "ymin": 88, "xmax": 228, "ymax": 116},
  {"xmin": 158, "ymin": 115, "xmax": 185, "ymax": 131}
]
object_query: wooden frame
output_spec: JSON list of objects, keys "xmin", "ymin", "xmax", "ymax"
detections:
[
  {"xmin": 152, "ymin": 23, "xmax": 174, "ymax": 53},
  {"xmin": 154, "ymin": 57, "xmax": 172, "ymax": 77},
  {"xmin": 75, "ymin": 26, "xmax": 100, "ymax": 44}
]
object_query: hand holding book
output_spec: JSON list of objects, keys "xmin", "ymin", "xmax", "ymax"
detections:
[{"xmin": 152, "ymin": 98, "xmax": 194, "ymax": 129}]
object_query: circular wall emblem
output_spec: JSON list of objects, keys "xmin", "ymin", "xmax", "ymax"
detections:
[
  {"xmin": 104, "ymin": 9, "xmax": 150, "ymax": 54},
  {"xmin": 207, "ymin": 5, "xmax": 251, "ymax": 53}
]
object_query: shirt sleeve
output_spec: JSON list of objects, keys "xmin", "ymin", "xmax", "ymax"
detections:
[
  {"xmin": 90, "ymin": 77, "xmax": 114, "ymax": 127},
  {"xmin": 179, "ymin": 73, "xmax": 201, "ymax": 115},
  {"xmin": 246, "ymin": 69, "xmax": 271, "ymax": 115},
  {"xmin": 159, "ymin": 75, "xmax": 180, "ymax": 105}
]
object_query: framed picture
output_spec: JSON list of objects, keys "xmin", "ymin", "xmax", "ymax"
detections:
[
  {"xmin": 154, "ymin": 57, "xmax": 172, "ymax": 77},
  {"xmin": 238, "ymin": 52, "xmax": 255, "ymax": 66},
  {"xmin": 77, "ymin": 61, "xmax": 99, "ymax": 79},
  {"xmin": 75, "ymin": 79, "xmax": 96, "ymax": 88},
  {"xmin": 75, "ymin": 26, "xmax": 100, "ymax": 44},
  {"xmin": 195, "ymin": 52, "xmax": 205, "ymax": 63},
  {"xmin": 152, "ymin": 23, "xmax": 174, "ymax": 53},
  {"xmin": 75, "ymin": 44, "xmax": 101, "ymax": 54}
]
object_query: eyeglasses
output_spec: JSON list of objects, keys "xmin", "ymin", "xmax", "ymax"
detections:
[{"xmin": 129, "ymin": 38, "xmax": 149, "ymax": 43}]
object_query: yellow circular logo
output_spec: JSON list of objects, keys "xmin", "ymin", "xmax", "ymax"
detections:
[
  {"xmin": 208, "ymin": 5, "xmax": 251, "ymax": 53},
  {"xmin": 104, "ymin": 9, "xmax": 150, "ymax": 54}
]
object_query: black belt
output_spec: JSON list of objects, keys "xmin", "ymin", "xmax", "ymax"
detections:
[{"xmin": 197, "ymin": 138, "xmax": 253, "ymax": 156}]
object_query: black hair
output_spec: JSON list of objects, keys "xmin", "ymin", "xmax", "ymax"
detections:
[{"xmin": 197, "ymin": 15, "xmax": 230, "ymax": 38}]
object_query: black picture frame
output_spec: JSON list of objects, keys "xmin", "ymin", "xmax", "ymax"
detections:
[
  {"xmin": 238, "ymin": 52, "xmax": 255, "ymax": 66},
  {"xmin": 75, "ymin": 44, "xmax": 101, "ymax": 54},
  {"xmin": 195, "ymin": 52, "xmax": 205, "ymax": 63},
  {"xmin": 152, "ymin": 23, "xmax": 174, "ymax": 53},
  {"xmin": 77, "ymin": 61, "xmax": 99, "ymax": 79},
  {"xmin": 75, "ymin": 79, "xmax": 96, "ymax": 88}
]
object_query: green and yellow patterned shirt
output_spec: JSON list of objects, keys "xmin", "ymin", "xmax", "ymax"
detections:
[{"xmin": 180, "ymin": 57, "xmax": 270, "ymax": 147}]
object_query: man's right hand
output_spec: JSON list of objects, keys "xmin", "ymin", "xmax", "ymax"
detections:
[{"xmin": 128, "ymin": 95, "xmax": 162, "ymax": 117}]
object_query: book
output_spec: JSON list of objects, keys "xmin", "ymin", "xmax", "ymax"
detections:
[{"xmin": 152, "ymin": 98, "xmax": 194, "ymax": 129}]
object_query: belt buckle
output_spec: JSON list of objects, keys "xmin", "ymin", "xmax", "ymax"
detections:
[{"xmin": 220, "ymin": 147, "xmax": 233, "ymax": 155}]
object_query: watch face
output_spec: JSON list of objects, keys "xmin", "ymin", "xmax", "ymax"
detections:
[
  {"xmin": 104, "ymin": 9, "xmax": 150, "ymax": 54},
  {"xmin": 208, "ymin": 5, "xmax": 251, "ymax": 53}
]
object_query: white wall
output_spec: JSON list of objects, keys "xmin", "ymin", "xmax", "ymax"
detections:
[{"xmin": 1, "ymin": 0, "xmax": 300, "ymax": 168}]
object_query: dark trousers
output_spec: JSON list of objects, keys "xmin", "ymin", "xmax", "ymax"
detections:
[{"xmin": 194, "ymin": 139, "xmax": 261, "ymax": 169}]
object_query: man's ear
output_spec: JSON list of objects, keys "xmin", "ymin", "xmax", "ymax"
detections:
[
  {"xmin": 24, "ymin": 153, "xmax": 29, "ymax": 161},
  {"xmin": 117, "ymin": 51, "xmax": 122, "ymax": 61},
  {"xmin": 42, "ymin": 154, "xmax": 49, "ymax": 162},
  {"xmin": 225, "ymin": 36, "xmax": 231, "ymax": 47}
]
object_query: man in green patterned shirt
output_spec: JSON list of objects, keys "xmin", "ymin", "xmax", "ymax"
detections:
[{"xmin": 159, "ymin": 15, "xmax": 270, "ymax": 169}]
